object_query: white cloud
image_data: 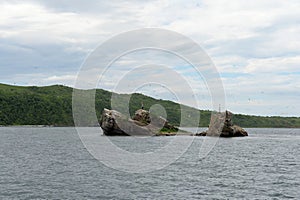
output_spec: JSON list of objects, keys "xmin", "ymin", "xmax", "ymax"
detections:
[
  {"xmin": 2, "ymin": 72, "xmax": 77, "ymax": 87},
  {"xmin": 244, "ymin": 56, "xmax": 300, "ymax": 74},
  {"xmin": 0, "ymin": 2, "xmax": 107, "ymax": 46},
  {"xmin": 45, "ymin": 74, "xmax": 76, "ymax": 82}
]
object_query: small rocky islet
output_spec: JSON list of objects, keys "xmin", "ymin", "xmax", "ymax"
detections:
[
  {"xmin": 100, "ymin": 108, "xmax": 248, "ymax": 137},
  {"xmin": 194, "ymin": 110, "xmax": 248, "ymax": 137}
]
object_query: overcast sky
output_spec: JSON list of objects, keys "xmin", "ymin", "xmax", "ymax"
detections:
[{"xmin": 0, "ymin": 0, "xmax": 299, "ymax": 116}]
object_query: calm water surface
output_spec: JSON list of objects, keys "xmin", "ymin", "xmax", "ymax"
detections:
[{"xmin": 0, "ymin": 127, "xmax": 300, "ymax": 199}]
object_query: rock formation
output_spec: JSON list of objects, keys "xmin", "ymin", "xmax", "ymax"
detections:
[
  {"xmin": 195, "ymin": 110, "xmax": 248, "ymax": 137},
  {"xmin": 100, "ymin": 108, "xmax": 178, "ymax": 136}
]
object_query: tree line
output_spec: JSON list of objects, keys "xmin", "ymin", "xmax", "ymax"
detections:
[{"xmin": 0, "ymin": 83, "xmax": 299, "ymax": 128}]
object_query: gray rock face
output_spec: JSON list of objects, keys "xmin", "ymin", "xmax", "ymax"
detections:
[
  {"xmin": 100, "ymin": 109, "xmax": 129, "ymax": 136},
  {"xmin": 196, "ymin": 110, "xmax": 248, "ymax": 137},
  {"xmin": 100, "ymin": 108, "xmax": 175, "ymax": 136}
]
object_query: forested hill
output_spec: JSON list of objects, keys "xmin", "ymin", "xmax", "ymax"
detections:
[{"xmin": 0, "ymin": 83, "xmax": 300, "ymax": 128}]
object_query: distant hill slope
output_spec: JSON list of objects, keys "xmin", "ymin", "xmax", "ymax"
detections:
[{"xmin": 0, "ymin": 83, "xmax": 299, "ymax": 128}]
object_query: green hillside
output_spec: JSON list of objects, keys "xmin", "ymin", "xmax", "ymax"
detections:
[{"xmin": 0, "ymin": 83, "xmax": 300, "ymax": 128}]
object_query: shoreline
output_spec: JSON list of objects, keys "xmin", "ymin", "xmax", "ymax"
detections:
[{"xmin": 1, "ymin": 126, "xmax": 300, "ymax": 130}]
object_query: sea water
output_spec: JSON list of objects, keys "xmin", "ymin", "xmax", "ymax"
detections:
[{"xmin": 0, "ymin": 127, "xmax": 299, "ymax": 199}]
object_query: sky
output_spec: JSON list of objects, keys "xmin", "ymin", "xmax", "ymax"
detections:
[{"xmin": 0, "ymin": 0, "xmax": 299, "ymax": 116}]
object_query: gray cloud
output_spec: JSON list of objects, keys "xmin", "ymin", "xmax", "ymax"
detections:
[{"xmin": 0, "ymin": 0, "xmax": 299, "ymax": 116}]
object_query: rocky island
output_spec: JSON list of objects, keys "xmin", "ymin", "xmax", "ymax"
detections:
[
  {"xmin": 100, "ymin": 108, "xmax": 248, "ymax": 137},
  {"xmin": 100, "ymin": 108, "xmax": 178, "ymax": 136},
  {"xmin": 195, "ymin": 110, "xmax": 248, "ymax": 137}
]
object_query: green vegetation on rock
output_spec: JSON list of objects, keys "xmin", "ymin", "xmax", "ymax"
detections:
[{"xmin": 0, "ymin": 83, "xmax": 300, "ymax": 128}]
